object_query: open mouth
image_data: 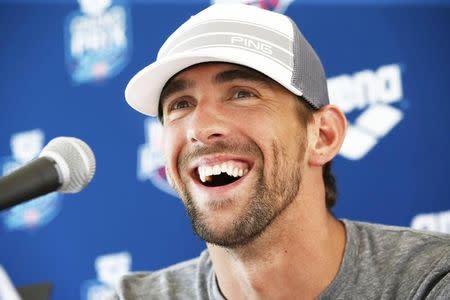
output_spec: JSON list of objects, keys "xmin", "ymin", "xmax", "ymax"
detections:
[{"xmin": 194, "ymin": 161, "xmax": 250, "ymax": 188}]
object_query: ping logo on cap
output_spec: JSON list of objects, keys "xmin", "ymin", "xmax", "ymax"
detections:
[{"xmin": 230, "ymin": 36, "xmax": 273, "ymax": 55}]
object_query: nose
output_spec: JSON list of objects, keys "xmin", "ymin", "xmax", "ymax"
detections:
[{"xmin": 186, "ymin": 101, "xmax": 230, "ymax": 145}]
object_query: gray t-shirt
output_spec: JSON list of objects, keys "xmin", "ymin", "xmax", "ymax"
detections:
[{"xmin": 118, "ymin": 220, "xmax": 450, "ymax": 299}]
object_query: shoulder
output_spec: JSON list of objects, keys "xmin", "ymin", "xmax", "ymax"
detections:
[
  {"xmin": 345, "ymin": 219, "xmax": 450, "ymax": 256},
  {"xmin": 117, "ymin": 250, "xmax": 214, "ymax": 300},
  {"xmin": 342, "ymin": 219, "xmax": 450, "ymax": 297}
]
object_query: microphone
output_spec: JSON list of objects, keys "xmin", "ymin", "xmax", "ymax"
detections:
[{"xmin": 0, "ymin": 137, "xmax": 96, "ymax": 211}]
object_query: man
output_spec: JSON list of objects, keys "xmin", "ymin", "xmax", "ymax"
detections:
[{"xmin": 119, "ymin": 3, "xmax": 450, "ymax": 299}]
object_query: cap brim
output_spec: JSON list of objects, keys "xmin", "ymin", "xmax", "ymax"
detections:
[{"xmin": 125, "ymin": 49, "xmax": 302, "ymax": 117}]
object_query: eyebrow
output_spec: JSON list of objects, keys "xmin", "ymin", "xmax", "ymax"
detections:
[
  {"xmin": 160, "ymin": 78, "xmax": 195, "ymax": 105},
  {"xmin": 159, "ymin": 66, "xmax": 275, "ymax": 115}
]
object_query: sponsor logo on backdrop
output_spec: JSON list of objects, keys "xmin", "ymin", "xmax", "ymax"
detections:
[
  {"xmin": 211, "ymin": 0, "xmax": 294, "ymax": 13},
  {"xmin": 0, "ymin": 130, "xmax": 62, "ymax": 231},
  {"xmin": 64, "ymin": 0, "xmax": 131, "ymax": 83},
  {"xmin": 328, "ymin": 64, "xmax": 405, "ymax": 160},
  {"xmin": 411, "ymin": 210, "xmax": 450, "ymax": 234},
  {"xmin": 81, "ymin": 252, "xmax": 132, "ymax": 300},
  {"xmin": 137, "ymin": 118, "xmax": 178, "ymax": 197}
]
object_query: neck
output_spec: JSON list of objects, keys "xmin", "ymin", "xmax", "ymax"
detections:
[{"xmin": 207, "ymin": 180, "xmax": 346, "ymax": 300}]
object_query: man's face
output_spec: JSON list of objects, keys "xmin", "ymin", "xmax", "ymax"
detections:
[{"xmin": 161, "ymin": 63, "xmax": 309, "ymax": 248}]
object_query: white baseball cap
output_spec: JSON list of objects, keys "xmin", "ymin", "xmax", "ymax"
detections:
[{"xmin": 125, "ymin": 3, "xmax": 329, "ymax": 116}]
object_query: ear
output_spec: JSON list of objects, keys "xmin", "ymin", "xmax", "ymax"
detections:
[{"xmin": 307, "ymin": 105, "xmax": 347, "ymax": 167}]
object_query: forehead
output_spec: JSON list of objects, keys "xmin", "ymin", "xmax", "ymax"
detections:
[
  {"xmin": 172, "ymin": 62, "xmax": 275, "ymax": 84},
  {"xmin": 173, "ymin": 62, "xmax": 235, "ymax": 78}
]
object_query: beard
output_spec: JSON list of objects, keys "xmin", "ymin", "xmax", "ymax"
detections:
[{"xmin": 173, "ymin": 138, "xmax": 305, "ymax": 248}]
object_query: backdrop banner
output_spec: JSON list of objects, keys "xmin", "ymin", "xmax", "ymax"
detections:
[{"xmin": 0, "ymin": 1, "xmax": 449, "ymax": 299}]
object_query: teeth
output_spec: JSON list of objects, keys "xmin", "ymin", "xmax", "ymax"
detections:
[
  {"xmin": 227, "ymin": 164, "xmax": 233, "ymax": 175},
  {"xmin": 197, "ymin": 162, "xmax": 249, "ymax": 183},
  {"xmin": 206, "ymin": 166, "xmax": 213, "ymax": 176},
  {"xmin": 213, "ymin": 165, "xmax": 221, "ymax": 175},
  {"xmin": 199, "ymin": 166, "xmax": 205, "ymax": 183}
]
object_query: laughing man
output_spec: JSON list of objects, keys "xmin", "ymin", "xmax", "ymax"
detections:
[{"xmin": 119, "ymin": 4, "xmax": 450, "ymax": 299}]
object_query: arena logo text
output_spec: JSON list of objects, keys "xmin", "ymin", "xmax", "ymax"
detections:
[
  {"xmin": 328, "ymin": 63, "xmax": 405, "ymax": 160},
  {"xmin": 411, "ymin": 210, "xmax": 450, "ymax": 234}
]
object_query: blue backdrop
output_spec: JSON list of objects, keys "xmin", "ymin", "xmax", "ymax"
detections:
[{"xmin": 1, "ymin": 1, "xmax": 449, "ymax": 299}]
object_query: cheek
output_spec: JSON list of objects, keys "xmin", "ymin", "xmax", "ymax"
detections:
[
  {"xmin": 163, "ymin": 127, "xmax": 184, "ymax": 178},
  {"xmin": 239, "ymin": 113, "xmax": 286, "ymax": 146},
  {"xmin": 244, "ymin": 115, "xmax": 306, "ymax": 168},
  {"xmin": 237, "ymin": 115, "xmax": 278, "ymax": 168}
]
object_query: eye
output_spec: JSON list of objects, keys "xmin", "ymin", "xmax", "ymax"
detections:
[
  {"xmin": 167, "ymin": 98, "xmax": 193, "ymax": 112},
  {"xmin": 231, "ymin": 89, "xmax": 256, "ymax": 99}
]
